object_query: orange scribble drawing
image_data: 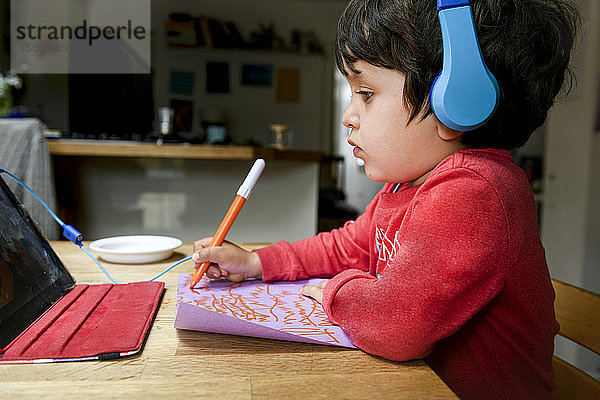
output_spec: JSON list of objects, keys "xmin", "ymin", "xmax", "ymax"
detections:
[{"xmin": 177, "ymin": 274, "xmax": 354, "ymax": 347}]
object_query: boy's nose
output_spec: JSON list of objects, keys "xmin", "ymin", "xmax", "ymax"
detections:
[{"xmin": 342, "ymin": 105, "xmax": 359, "ymax": 130}]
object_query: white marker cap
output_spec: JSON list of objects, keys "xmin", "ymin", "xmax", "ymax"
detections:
[{"xmin": 236, "ymin": 159, "xmax": 266, "ymax": 199}]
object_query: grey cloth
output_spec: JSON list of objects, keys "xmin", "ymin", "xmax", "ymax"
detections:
[{"xmin": 0, "ymin": 118, "xmax": 58, "ymax": 240}]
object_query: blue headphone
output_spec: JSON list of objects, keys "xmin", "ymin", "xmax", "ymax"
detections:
[{"xmin": 430, "ymin": 0, "xmax": 500, "ymax": 131}]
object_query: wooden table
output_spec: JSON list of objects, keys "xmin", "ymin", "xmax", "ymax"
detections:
[{"xmin": 0, "ymin": 242, "xmax": 457, "ymax": 399}]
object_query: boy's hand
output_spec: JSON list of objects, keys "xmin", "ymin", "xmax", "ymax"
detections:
[
  {"xmin": 192, "ymin": 238, "xmax": 262, "ymax": 283},
  {"xmin": 300, "ymin": 280, "xmax": 328, "ymax": 304}
]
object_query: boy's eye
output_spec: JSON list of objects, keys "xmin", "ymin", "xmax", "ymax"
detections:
[{"xmin": 355, "ymin": 90, "xmax": 373, "ymax": 102}]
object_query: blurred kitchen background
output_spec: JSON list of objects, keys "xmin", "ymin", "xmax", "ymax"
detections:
[{"xmin": 0, "ymin": 0, "xmax": 599, "ymax": 379}]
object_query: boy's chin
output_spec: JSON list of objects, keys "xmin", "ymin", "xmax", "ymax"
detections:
[
  {"xmin": 363, "ymin": 165, "xmax": 386, "ymax": 183},
  {"xmin": 364, "ymin": 164, "xmax": 409, "ymax": 184}
]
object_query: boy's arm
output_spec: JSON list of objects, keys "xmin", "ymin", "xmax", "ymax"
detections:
[
  {"xmin": 321, "ymin": 169, "xmax": 508, "ymax": 361},
  {"xmin": 255, "ymin": 186, "xmax": 388, "ymax": 281}
]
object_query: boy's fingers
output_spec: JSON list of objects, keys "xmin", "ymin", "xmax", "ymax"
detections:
[
  {"xmin": 300, "ymin": 285, "xmax": 324, "ymax": 304},
  {"xmin": 192, "ymin": 246, "xmax": 225, "ymax": 264},
  {"xmin": 206, "ymin": 265, "xmax": 222, "ymax": 279},
  {"xmin": 227, "ymin": 273, "xmax": 244, "ymax": 283},
  {"xmin": 193, "ymin": 238, "xmax": 235, "ymax": 253},
  {"xmin": 192, "ymin": 237, "xmax": 214, "ymax": 252}
]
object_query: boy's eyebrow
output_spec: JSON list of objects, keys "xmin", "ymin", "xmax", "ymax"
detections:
[
  {"xmin": 343, "ymin": 60, "xmax": 363, "ymax": 77},
  {"xmin": 345, "ymin": 67, "xmax": 363, "ymax": 81}
]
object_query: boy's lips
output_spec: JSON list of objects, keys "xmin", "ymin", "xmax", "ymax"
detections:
[{"xmin": 347, "ymin": 138, "xmax": 363, "ymax": 158}]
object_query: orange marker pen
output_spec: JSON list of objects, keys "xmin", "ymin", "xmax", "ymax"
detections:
[{"xmin": 190, "ymin": 159, "xmax": 266, "ymax": 288}]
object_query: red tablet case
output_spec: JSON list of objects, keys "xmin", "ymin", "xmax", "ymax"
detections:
[{"xmin": 0, "ymin": 281, "xmax": 164, "ymax": 364}]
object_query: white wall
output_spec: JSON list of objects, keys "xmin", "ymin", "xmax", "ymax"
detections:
[
  {"xmin": 542, "ymin": 51, "xmax": 594, "ymax": 289},
  {"xmin": 543, "ymin": 0, "xmax": 599, "ymax": 291},
  {"xmin": 153, "ymin": 48, "xmax": 327, "ymax": 151},
  {"xmin": 579, "ymin": 0, "xmax": 600, "ymax": 379},
  {"xmin": 542, "ymin": 0, "xmax": 600, "ymax": 380}
]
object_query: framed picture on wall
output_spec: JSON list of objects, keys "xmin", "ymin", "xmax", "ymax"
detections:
[
  {"xmin": 275, "ymin": 67, "xmax": 300, "ymax": 103},
  {"xmin": 170, "ymin": 70, "xmax": 194, "ymax": 96},
  {"xmin": 241, "ymin": 64, "xmax": 273, "ymax": 86},
  {"xmin": 206, "ymin": 62, "xmax": 230, "ymax": 93}
]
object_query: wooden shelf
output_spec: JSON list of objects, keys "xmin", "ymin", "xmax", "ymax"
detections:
[
  {"xmin": 47, "ymin": 139, "xmax": 336, "ymax": 162},
  {"xmin": 164, "ymin": 46, "xmax": 325, "ymax": 59}
]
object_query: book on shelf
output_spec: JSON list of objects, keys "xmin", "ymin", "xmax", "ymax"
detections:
[{"xmin": 165, "ymin": 20, "xmax": 198, "ymax": 47}]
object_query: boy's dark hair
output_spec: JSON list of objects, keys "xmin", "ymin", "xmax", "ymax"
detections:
[{"xmin": 335, "ymin": 0, "xmax": 580, "ymax": 150}]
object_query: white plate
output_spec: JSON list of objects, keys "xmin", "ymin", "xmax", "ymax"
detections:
[{"xmin": 89, "ymin": 235, "xmax": 183, "ymax": 264}]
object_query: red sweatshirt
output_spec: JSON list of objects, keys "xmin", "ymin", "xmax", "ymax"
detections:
[{"xmin": 255, "ymin": 149, "xmax": 558, "ymax": 399}]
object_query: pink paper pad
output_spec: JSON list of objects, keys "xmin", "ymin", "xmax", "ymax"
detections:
[{"xmin": 174, "ymin": 274, "xmax": 355, "ymax": 348}]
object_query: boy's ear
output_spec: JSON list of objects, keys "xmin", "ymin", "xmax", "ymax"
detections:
[{"xmin": 436, "ymin": 120, "xmax": 464, "ymax": 141}]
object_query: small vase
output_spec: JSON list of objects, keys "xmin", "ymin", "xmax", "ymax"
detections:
[{"xmin": 0, "ymin": 92, "xmax": 12, "ymax": 117}]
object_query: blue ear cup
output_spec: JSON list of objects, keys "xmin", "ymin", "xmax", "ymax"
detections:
[{"xmin": 430, "ymin": 1, "xmax": 500, "ymax": 131}]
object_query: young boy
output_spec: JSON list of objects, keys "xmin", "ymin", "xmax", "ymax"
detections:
[{"xmin": 192, "ymin": 0, "xmax": 579, "ymax": 398}]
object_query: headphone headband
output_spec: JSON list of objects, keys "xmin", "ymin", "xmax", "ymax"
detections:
[
  {"xmin": 430, "ymin": 1, "xmax": 499, "ymax": 131},
  {"xmin": 437, "ymin": 0, "xmax": 470, "ymax": 10}
]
